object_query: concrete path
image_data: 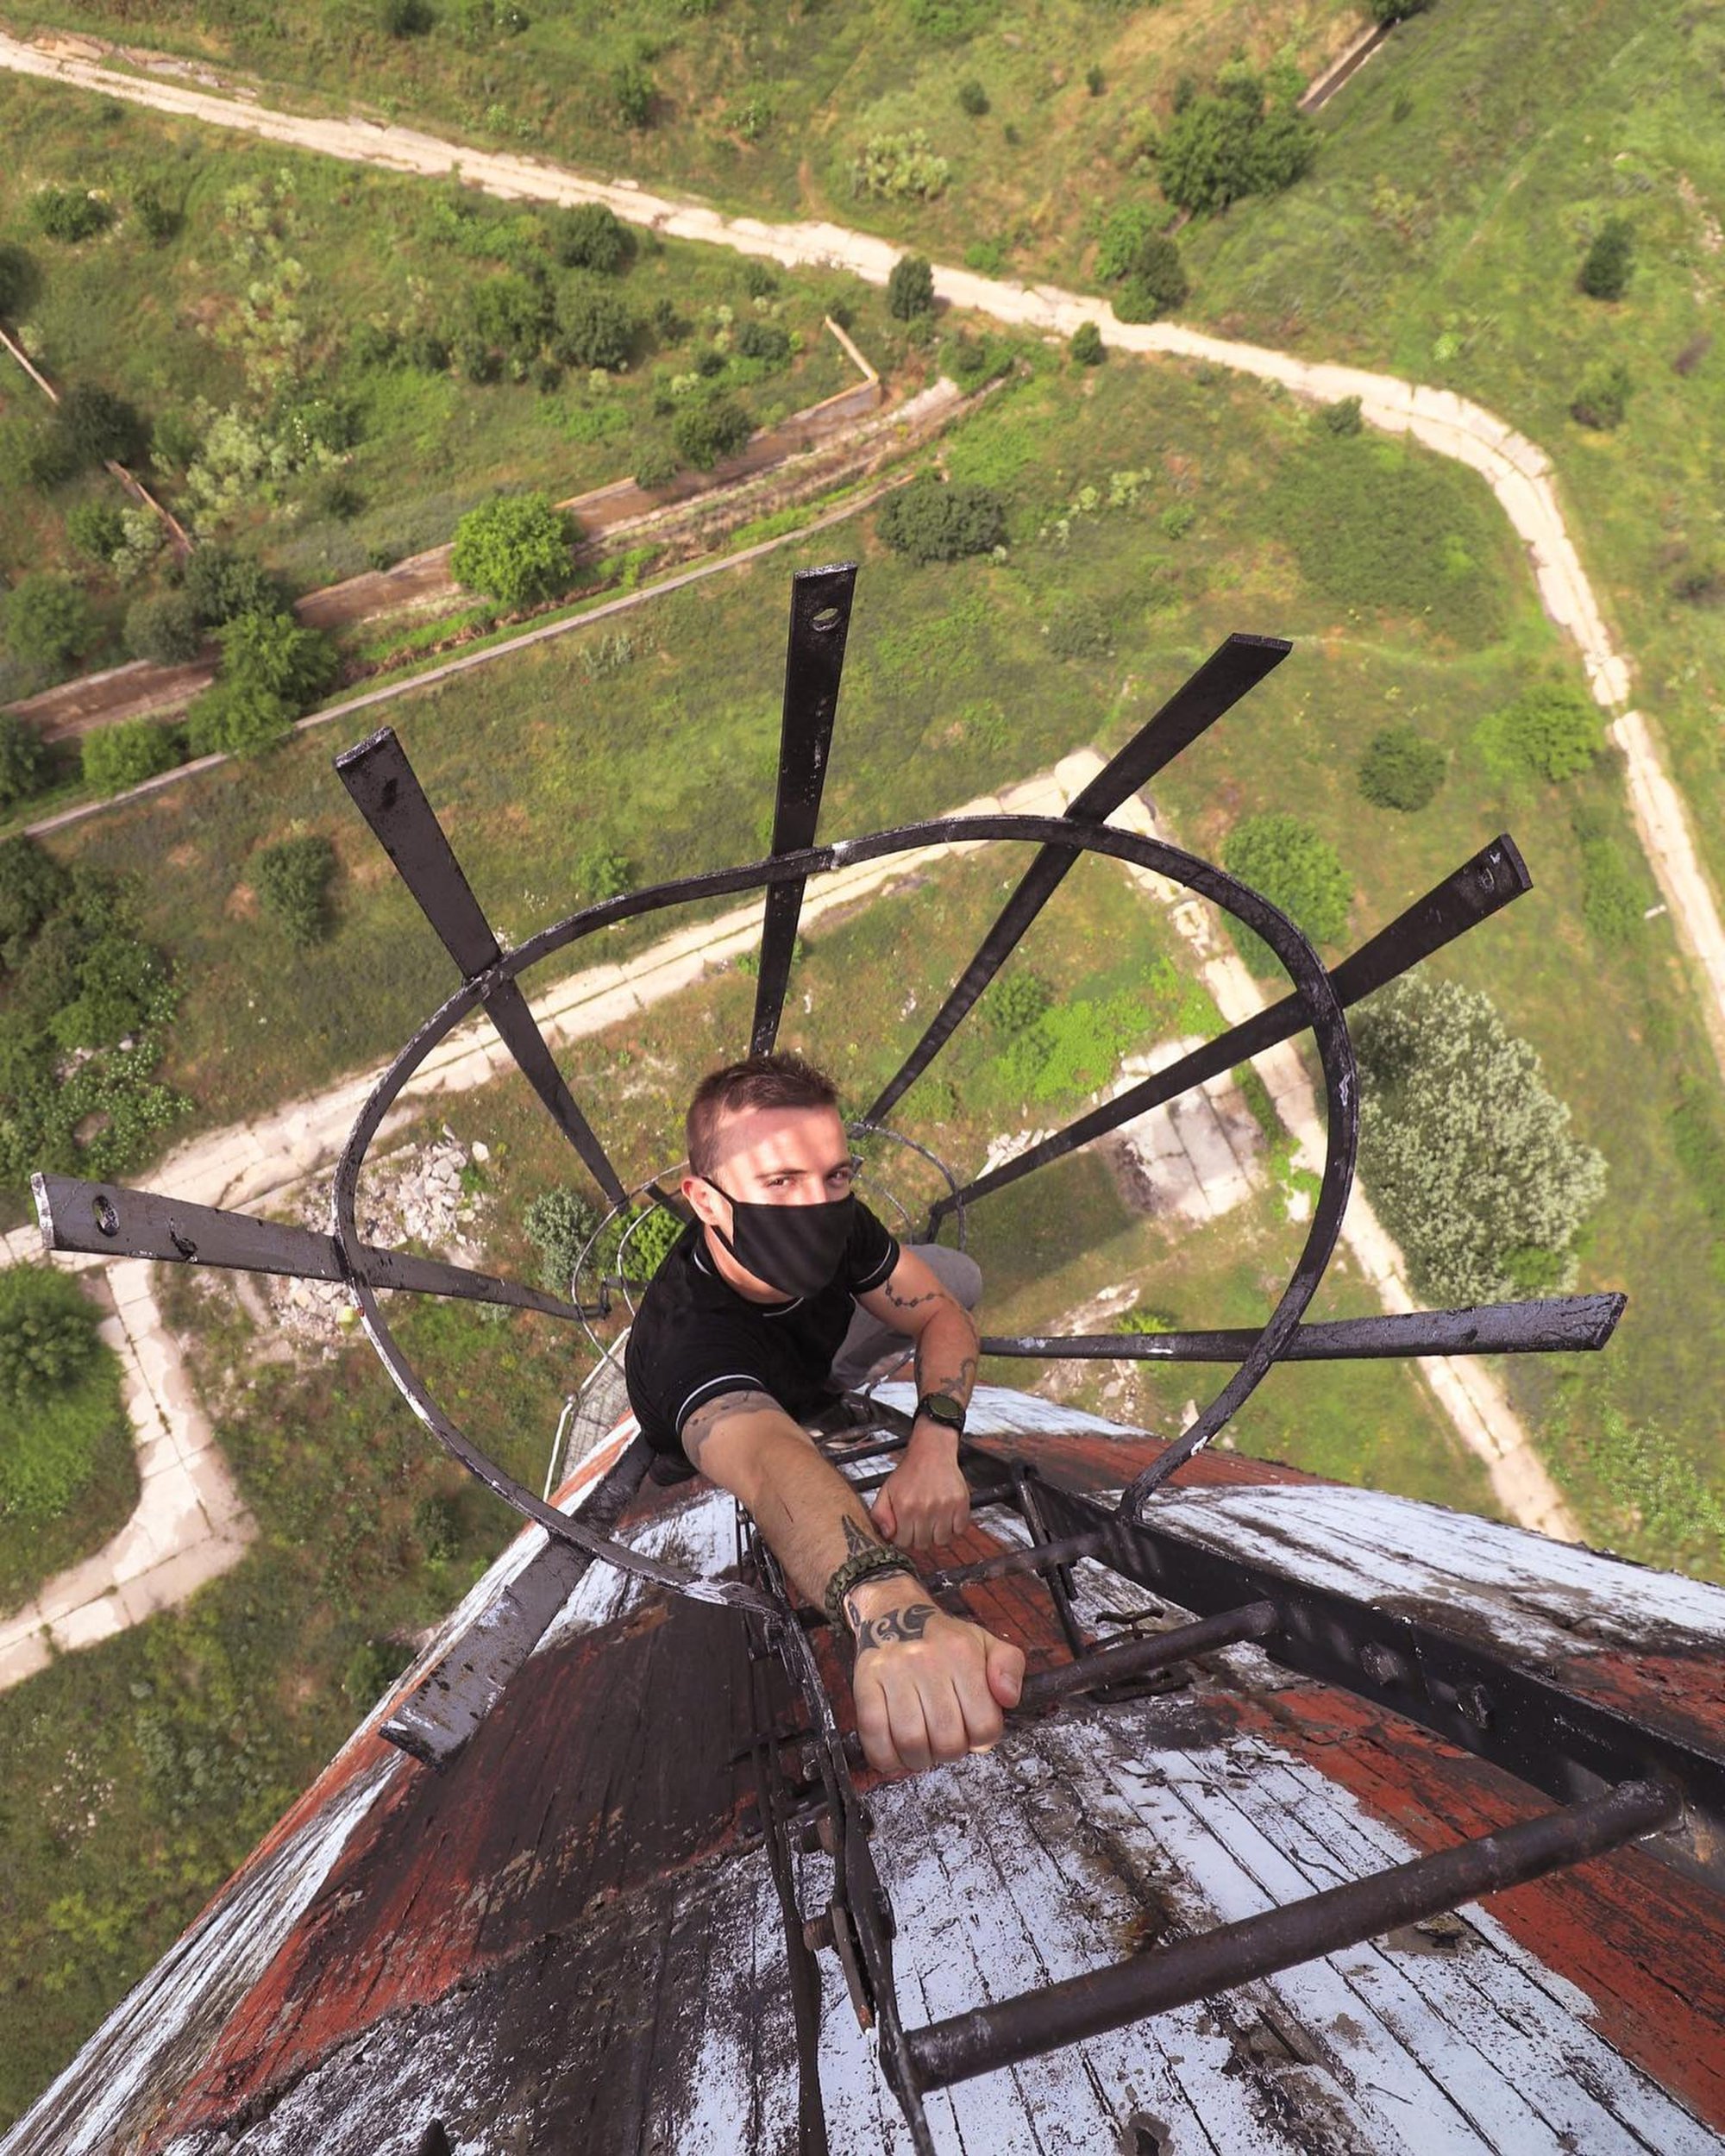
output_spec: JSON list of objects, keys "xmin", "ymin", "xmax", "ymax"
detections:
[{"xmin": 2, "ymin": 28, "xmax": 1719, "ymax": 1084}]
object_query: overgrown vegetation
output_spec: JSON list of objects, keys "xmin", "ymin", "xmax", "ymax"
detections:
[
  {"xmin": 254, "ymin": 835, "xmax": 338, "ymax": 946},
  {"xmin": 1357, "ymin": 724, "xmax": 1446, "ymax": 812},
  {"xmin": 449, "ymin": 491, "xmax": 575, "ymax": 606},
  {"xmin": 1221, "ymin": 812, "xmax": 1352, "ymax": 975},
  {"xmin": 0, "ymin": 1266, "xmax": 123, "ymax": 1526},
  {"xmin": 876, "ymin": 475, "xmax": 1005, "ymax": 563}
]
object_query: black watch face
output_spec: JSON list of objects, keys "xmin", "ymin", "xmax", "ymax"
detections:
[{"xmin": 921, "ymin": 1395, "xmax": 964, "ymax": 1429}]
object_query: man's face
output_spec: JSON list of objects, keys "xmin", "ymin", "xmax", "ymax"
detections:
[{"xmin": 683, "ymin": 1102, "xmax": 856, "ymax": 1225}]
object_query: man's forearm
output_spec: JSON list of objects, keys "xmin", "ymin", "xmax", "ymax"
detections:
[{"xmin": 913, "ymin": 1300, "xmax": 980, "ymax": 1410}]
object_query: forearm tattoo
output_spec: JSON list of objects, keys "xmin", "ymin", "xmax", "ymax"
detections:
[
  {"xmin": 681, "ymin": 1388, "xmax": 778, "ymax": 1468},
  {"xmin": 848, "ymin": 1598, "xmax": 938, "ymax": 1653},
  {"xmin": 913, "ymin": 1343, "xmax": 979, "ymax": 1406}
]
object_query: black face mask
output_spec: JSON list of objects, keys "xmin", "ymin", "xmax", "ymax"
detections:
[{"xmin": 704, "ymin": 1180, "xmax": 855, "ymax": 1300}]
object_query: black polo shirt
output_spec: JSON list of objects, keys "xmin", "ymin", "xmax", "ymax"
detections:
[{"xmin": 624, "ymin": 1201, "xmax": 900, "ymax": 1457}]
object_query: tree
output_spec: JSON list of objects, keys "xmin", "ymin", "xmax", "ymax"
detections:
[
  {"xmin": 0, "ymin": 715, "xmax": 47, "ymax": 811},
  {"xmin": 1578, "ymin": 217, "xmax": 1634, "ymax": 301},
  {"xmin": 30, "ymin": 188, "xmax": 112, "ymax": 244},
  {"xmin": 1353, "ymin": 974, "xmax": 1606, "ymax": 1302},
  {"xmin": 66, "ymin": 502, "xmax": 126, "ymax": 561},
  {"xmin": 182, "ymin": 545, "xmax": 280, "ymax": 630},
  {"xmin": 736, "ymin": 319, "xmax": 791, "ymax": 365},
  {"xmin": 553, "ymin": 279, "xmax": 635, "ymax": 371},
  {"xmin": 1157, "ymin": 81, "xmax": 1314, "ymax": 213},
  {"xmin": 450, "ymin": 492, "xmax": 574, "ymax": 605},
  {"xmin": 876, "ymin": 476, "xmax": 1005, "ymax": 563},
  {"xmin": 0, "ymin": 1265, "xmax": 98, "ymax": 1405},
  {"xmin": 3, "ymin": 574, "xmax": 91, "ymax": 676},
  {"xmin": 82, "ymin": 719, "xmax": 184, "ymax": 796},
  {"xmin": 887, "ymin": 254, "xmax": 937, "ymax": 322},
  {"xmin": 54, "ymin": 383, "xmax": 150, "ymax": 471},
  {"xmin": 1221, "ymin": 812, "xmax": 1352, "ymax": 973},
  {"xmin": 185, "ymin": 681, "xmax": 297, "ymax": 758},
  {"xmin": 124, "ymin": 591, "xmax": 205, "ymax": 664},
  {"xmin": 1070, "ymin": 321, "xmax": 1106, "ymax": 367},
  {"xmin": 523, "ymin": 1185, "xmax": 601, "ymax": 1293},
  {"xmin": 1357, "ymin": 726, "xmax": 1446, "ymax": 812},
  {"xmin": 1112, "ymin": 237, "xmax": 1189, "ymax": 323},
  {"xmin": 216, "ymin": 609, "xmax": 336, "ymax": 709},
  {"xmin": 671, "ymin": 393, "xmax": 753, "ymax": 470},
  {"xmin": 0, "ymin": 838, "xmax": 72, "ymax": 946},
  {"xmin": 549, "ymin": 203, "xmax": 633, "ymax": 273},
  {"xmin": 254, "ymin": 835, "xmax": 338, "ymax": 946}
]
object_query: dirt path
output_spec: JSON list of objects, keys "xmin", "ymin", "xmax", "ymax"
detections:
[{"xmin": 3, "ymin": 28, "xmax": 1722, "ymax": 1086}]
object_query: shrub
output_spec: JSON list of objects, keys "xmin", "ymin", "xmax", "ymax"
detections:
[
  {"xmin": 184, "ymin": 680, "xmax": 297, "ymax": 758},
  {"xmin": 984, "ymin": 969, "xmax": 1052, "ymax": 1035},
  {"xmin": 1113, "ymin": 238, "xmax": 1189, "ymax": 323},
  {"xmin": 4, "ymin": 574, "xmax": 91, "ymax": 675},
  {"xmin": 132, "ymin": 186, "xmax": 179, "ymax": 244},
  {"xmin": 1318, "ymin": 394, "xmax": 1364, "ymax": 436},
  {"xmin": 1369, "ymin": 0, "xmax": 1433, "ymax": 17},
  {"xmin": 1095, "ymin": 202, "xmax": 1174, "ymax": 283},
  {"xmin": 1353, "ymin": 974, "xmax": 1605, "ymax": 1303},
  {"xmin": 575, "ymin": 843, "xmax": 634, "ymax": 899},
  {"xmin": 404, "ymin": 327, "xmax": 451, "ymax": 373},
  {"xmin": 217, "ymin": 609, "xmax": 336, "ymax": 709},
  {"xmin": 741, "ymin": 259, "xmax": 778, "ymax": 299},
  {"xmin": 124, "ymin": 591, "xmax": 205, "ymax": 664},
  {"xmin": 905, "ymin": 0, "xmax": 991, "ymax": 37},
  {"xmin": 1570, "ymin": 360, "xmax": 1632, "ymax": 430},
  {"xmin": 82, "ymin": 718, "xmax": 183, "ymax": 795},
  {"xmin": 1578, "ymin": 217, "xmax": 1634, "ymax": 301},
  {"xmin": 0, "ymin": 837, "xmax": 72, "ymax": 944},
  {"xmin": 1157, "ymin": 80, "xmax": 1314, "ymax": 213},
  {"xmin": 0, "ymin": 241, "xmax": 35, "ymax": 318},
  {"xmin": 1070, "ymin": 321, "xmax": 1106, "ymax": 367},
  {"xmin": 254, "ymin": 834, "xmax": 338, "ymax": 945},
  {"xmin": 1118, "ymin": 1307, "xmax": 1176, "ymax": 1335},
  {"xmin": 1086, "ymin": 64, "xmax": 1105, "ymax": 97},
  {"xmin": 1159, "ymin": 502, "xmax": 1195, "ymax": 539},
  {"xmin": 633, "ymin": 445, "xmax": 680, "ymax": 490},
  {"xmin": 381, "ymin": 0, "xmax": 433, "ymax": 33},
  {"xmin": 57, "ymin": 384, "xmax": 150, "ymax": 470},
  {"xmin": 524, "ymin": 1185, "xmax": 601, "ymax": 1293},
  {"xmin": 1481, "ymin": 683, "xmax": 1601, "ymax": 784},
  {"xmin": 0, "ymin": 714, "xmax": 47, "ymax": 810},
  {"xmin": 995, "ymin": 992, "xmax": 1145, "ymax": 1105},
  {"xmin": 957, "ymin": 78, "xmax": 989, "ymax": 116},
  {"xmin": 851, "ymin": 132, "xmax": 950, "ymax": 202},
  {"xmin": 66, "ymin": 502, "xmax": 127, "ymax": 561},
  {"xmin": 342, "ymin": 1637, "xmax": 412, "ymax": 1707},
  {"xmin": 15, "ymin": 417, "xmax": 78, "ymax": 492},
  {"xmin": 1571, "ymin": 804, "xmax": 1647, "ymax": 945},
  {"xmin": 465, "ymin": 271, "xmax": 552, "ymax": 364},
  {"xmin": 877, "ymin": 475, "xmax": 1005, "ymax": 563},
  {"xmin": 1221, "ymin": 812, "xmax": 1352, "ymax": 974},
  {"xmin": 1357, "ymin": 725, "xmax": 1446, "ymax": 812},
  {"xmin": 554, "ymin": 279, "xmax": 636, "ymax": 371},
  {"xmin": 736, "ymin": 319, "xmax": 791, "ymax": 365},
  {"xmin": 450, "ymin": 492, "xmax": 575, "ymax": 605},
  {"xmin": 888, "ymin": 254, "xmax": 938, "ymax": 322},
  {"xmin": 1045, "ymin": 595, "xmax": 1113, "ymax": 660},
  {"xmin": 411, "ymin": 1490, "xmax": 461, "ymax": 1560},
  {"xmin": 182, "ymin": 545, "xmax": 280, "ymax": 629},
  {"xmin": 0, "ymin": 1269, "xmax": 120, "ymax": 1525},
  {"xmin": 613, "ymin": 59, "xmax": 655, "ymax": 128},
  {"xmin": 550, "ymin": 202, "xmax": 634, "ymax": 273},
  {"xmin": 671, "ymin": 392, "xmax": 753, "ymax": 469},
  {"xmin": 618, "ymin": 1200, "xmax": 682, "ymax": 1281},
  {"xmin": 457, "ymin": 332, "xmax": 501, "ymax": 384},
  {"xmin": 30, "ymin": 188, "xmax": 112, "ymax": 244}
]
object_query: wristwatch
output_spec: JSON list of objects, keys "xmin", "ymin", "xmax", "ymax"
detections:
[{"xmin": 914, "ymin": 1391, "xmax": 967, "ymax": 1437}]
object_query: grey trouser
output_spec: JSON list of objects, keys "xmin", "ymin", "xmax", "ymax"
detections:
[{"xmin": 829, "ymin": 1244, "xmax": 983, "ymax": 1392}]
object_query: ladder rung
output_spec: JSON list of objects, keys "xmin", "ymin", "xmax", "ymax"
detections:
[{"xmin": 1015, "ymin": 1600, "xmax": 1281, "ymax": 1709}]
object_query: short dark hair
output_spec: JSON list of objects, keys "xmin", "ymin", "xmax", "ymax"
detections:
[{"xmin": 687, "ymin": 1052, "xmax": 840, "ymax": 1178}]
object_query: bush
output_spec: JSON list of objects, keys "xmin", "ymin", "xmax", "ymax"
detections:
[
  {"xmin": 1118, "ymin": 1307, "xmax": 1177, "ymax": 1335},
  {"xmin": 1571, "ymin": 804, "xmax": 1647, "ymax": 945},
  {"xmin": 217, "ymin": 609, "xmax": 336, "ymax": 710},
  {"xmin": 4, "ymin": 574, "xmax": 91, "ymax": 676},
  {"xmin": 888, "ymin": 254, "xmax": 937, "ymax": 322},
  {"xmin": 671, "ymin": 392, "xmax": 753, "ymax": 470},
  {"xmin": 554, "ymin": 279, "xmax": 636, "ymax": 371},
  {"xmin": 618, "ymin": 1200, "xmax": 682, "ymax": 1281},
  {"xmin": 411, "ymin": 1490, "xmax": 461, "ymax": 1560},
  {"xmin": 984, "ymin": 970, "xmax": 1052, "ymax": 1035},
  {"xmin": 184, "ymin": 681, "xmax": 298, "ymax": 758},
  {"xmin": 450, "ymin": 492, "xmax": 575, "ymax": 606},
  {"xmin": 1353, "ymin": 974, "xmax": 1605, "ymax": 1303},
  {"xmin": 57, "ymin": 383, "xmax": 149, "ymax": 469},
  {"xmin": 1113, "ymin": 238, "xmax": 1189, "ymax": 323},
  {"xmin": 1357, "ymin": 725, "xmax": 1446, "ymax": 812},
  {"xmin": 1570, "ymin": 360, "xmax": 1632, "ymax": 430},
  {"xmin": 66, "ymin": 502, "xmax": 127, "ymax": 561},
  {"xmin": 1221, "ymin": 812, "xmax": 1352, "ymax": 974},
  {"xmin": 254, "ymin": 834, "xmax": 338, "ymax": 946},
  {"xmin": 132, "ymin": 186, "xmax": 179, "ymax": 244},
  {"xmin": 30, "ymin": 188, "xmax": 112, "ymax": 244},
  {"xmin": 741, "ymin": 259, "xmax": 778, "ymax": 299},
  {"xmin": 877, "ymin": 475, "xmax": 1005, "ymax": 563},
  {"xmin": 633, "ymin": 445, "xmax": 680, "ymax": 490},
  {"xmin": 524, "ymin": 1185, "xmax": 601, "ymax": 1293},
  {"xmin": 342, "ymin": 1637, "xmax": 412, "ymax": 1707},
  {"xmin": 1318, "ymin": 394, "xmax": 1364, "ymax": 436},
  {"xmin": 0, "ymin": 837, "xmax": 72, "ymax": 944},
  {"xmin": 0, "ymin": 715, "xmax": 48, "ymax": 810},
  {"xmin": 182, "ymin": 545, "xmax": 280, "ymax": 630},
  {"xmin": 613, "ymin": 59, "xmax": 655, "ymax": 128},
  {"xmin": 851, "ymin": 132, "xmax": 951, "ymax": 202},
  {"xmin": 1070, "ymin": 321, "xmax": 1106, "ymax": 367},
  {"xmin": 736, "ymin": 319, "xmax": 791, "ymax": 365},
  {"xmin": 1578, "ymin": 217, "xmax": 1634, "ymax": 301},
  {"xmin": 1480, "ymin": 683, "xmax": 1600, "ymax": 784},
  {"xmin": 0, "ymin": 1269, "xmax": 121, "ymax": 1525},
  {"xmin": 83, "ymin": 718, "xmax": 184, "ymax": 796},
  {"xmin": 404, "ymin": 327, "xmax": 452, "ymax": 373},
  {"xmin": 0, "ymin": 241, "xmax": 36, "ymax": 318},
  {"xmin": 574, "ymin": 843, "xmax": 634, "ymax": 899},
  {"xmin": 550, "ymin": 202, "xmax": 634, "ymax": 273},
  {"xmin": 465, "ymin": 271, "xmax": 553, "ymax": 365},
  {"xmin": 124, "ymin": 591, "xmax": 205, "ymax": 664},
  {"xmin": 1369, "ymin": 0, "xmax": 1433, "ymax": 17},
  {"xmin": 1157, "ymin": 80, "xmax": 1314, "ymax": 213},
  {"xmin": 957, "ymin": 78, "xmax": 989, "ymax": 116},
  {"xmin": 381, "ymin": 0, "xmax": 434, "ymax": 33}
]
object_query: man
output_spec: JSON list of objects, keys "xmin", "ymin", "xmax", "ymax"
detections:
[{"xmin": 624, "ymin": 1052, "xmax": 1025, "ymax": 1777}]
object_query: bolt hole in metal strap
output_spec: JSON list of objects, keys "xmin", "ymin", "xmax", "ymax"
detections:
[{"xmin": 329, "ymin": 814, "xmax": 1356, "ymax": 1611}]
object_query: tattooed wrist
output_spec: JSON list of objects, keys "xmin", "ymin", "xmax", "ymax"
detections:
[{"xmin": 847, "ymin": 1597, "xmax": 938, "ymax": 1652}]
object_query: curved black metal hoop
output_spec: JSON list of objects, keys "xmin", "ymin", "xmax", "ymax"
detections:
[{"xmin": 330, "ymin": 814, "xmax": 1357, "ymax": 1603}]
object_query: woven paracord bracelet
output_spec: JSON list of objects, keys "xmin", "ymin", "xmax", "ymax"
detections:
[{"xmin": 822, "ymin": 1545, "xmax": 919, "ymax": 1636}]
